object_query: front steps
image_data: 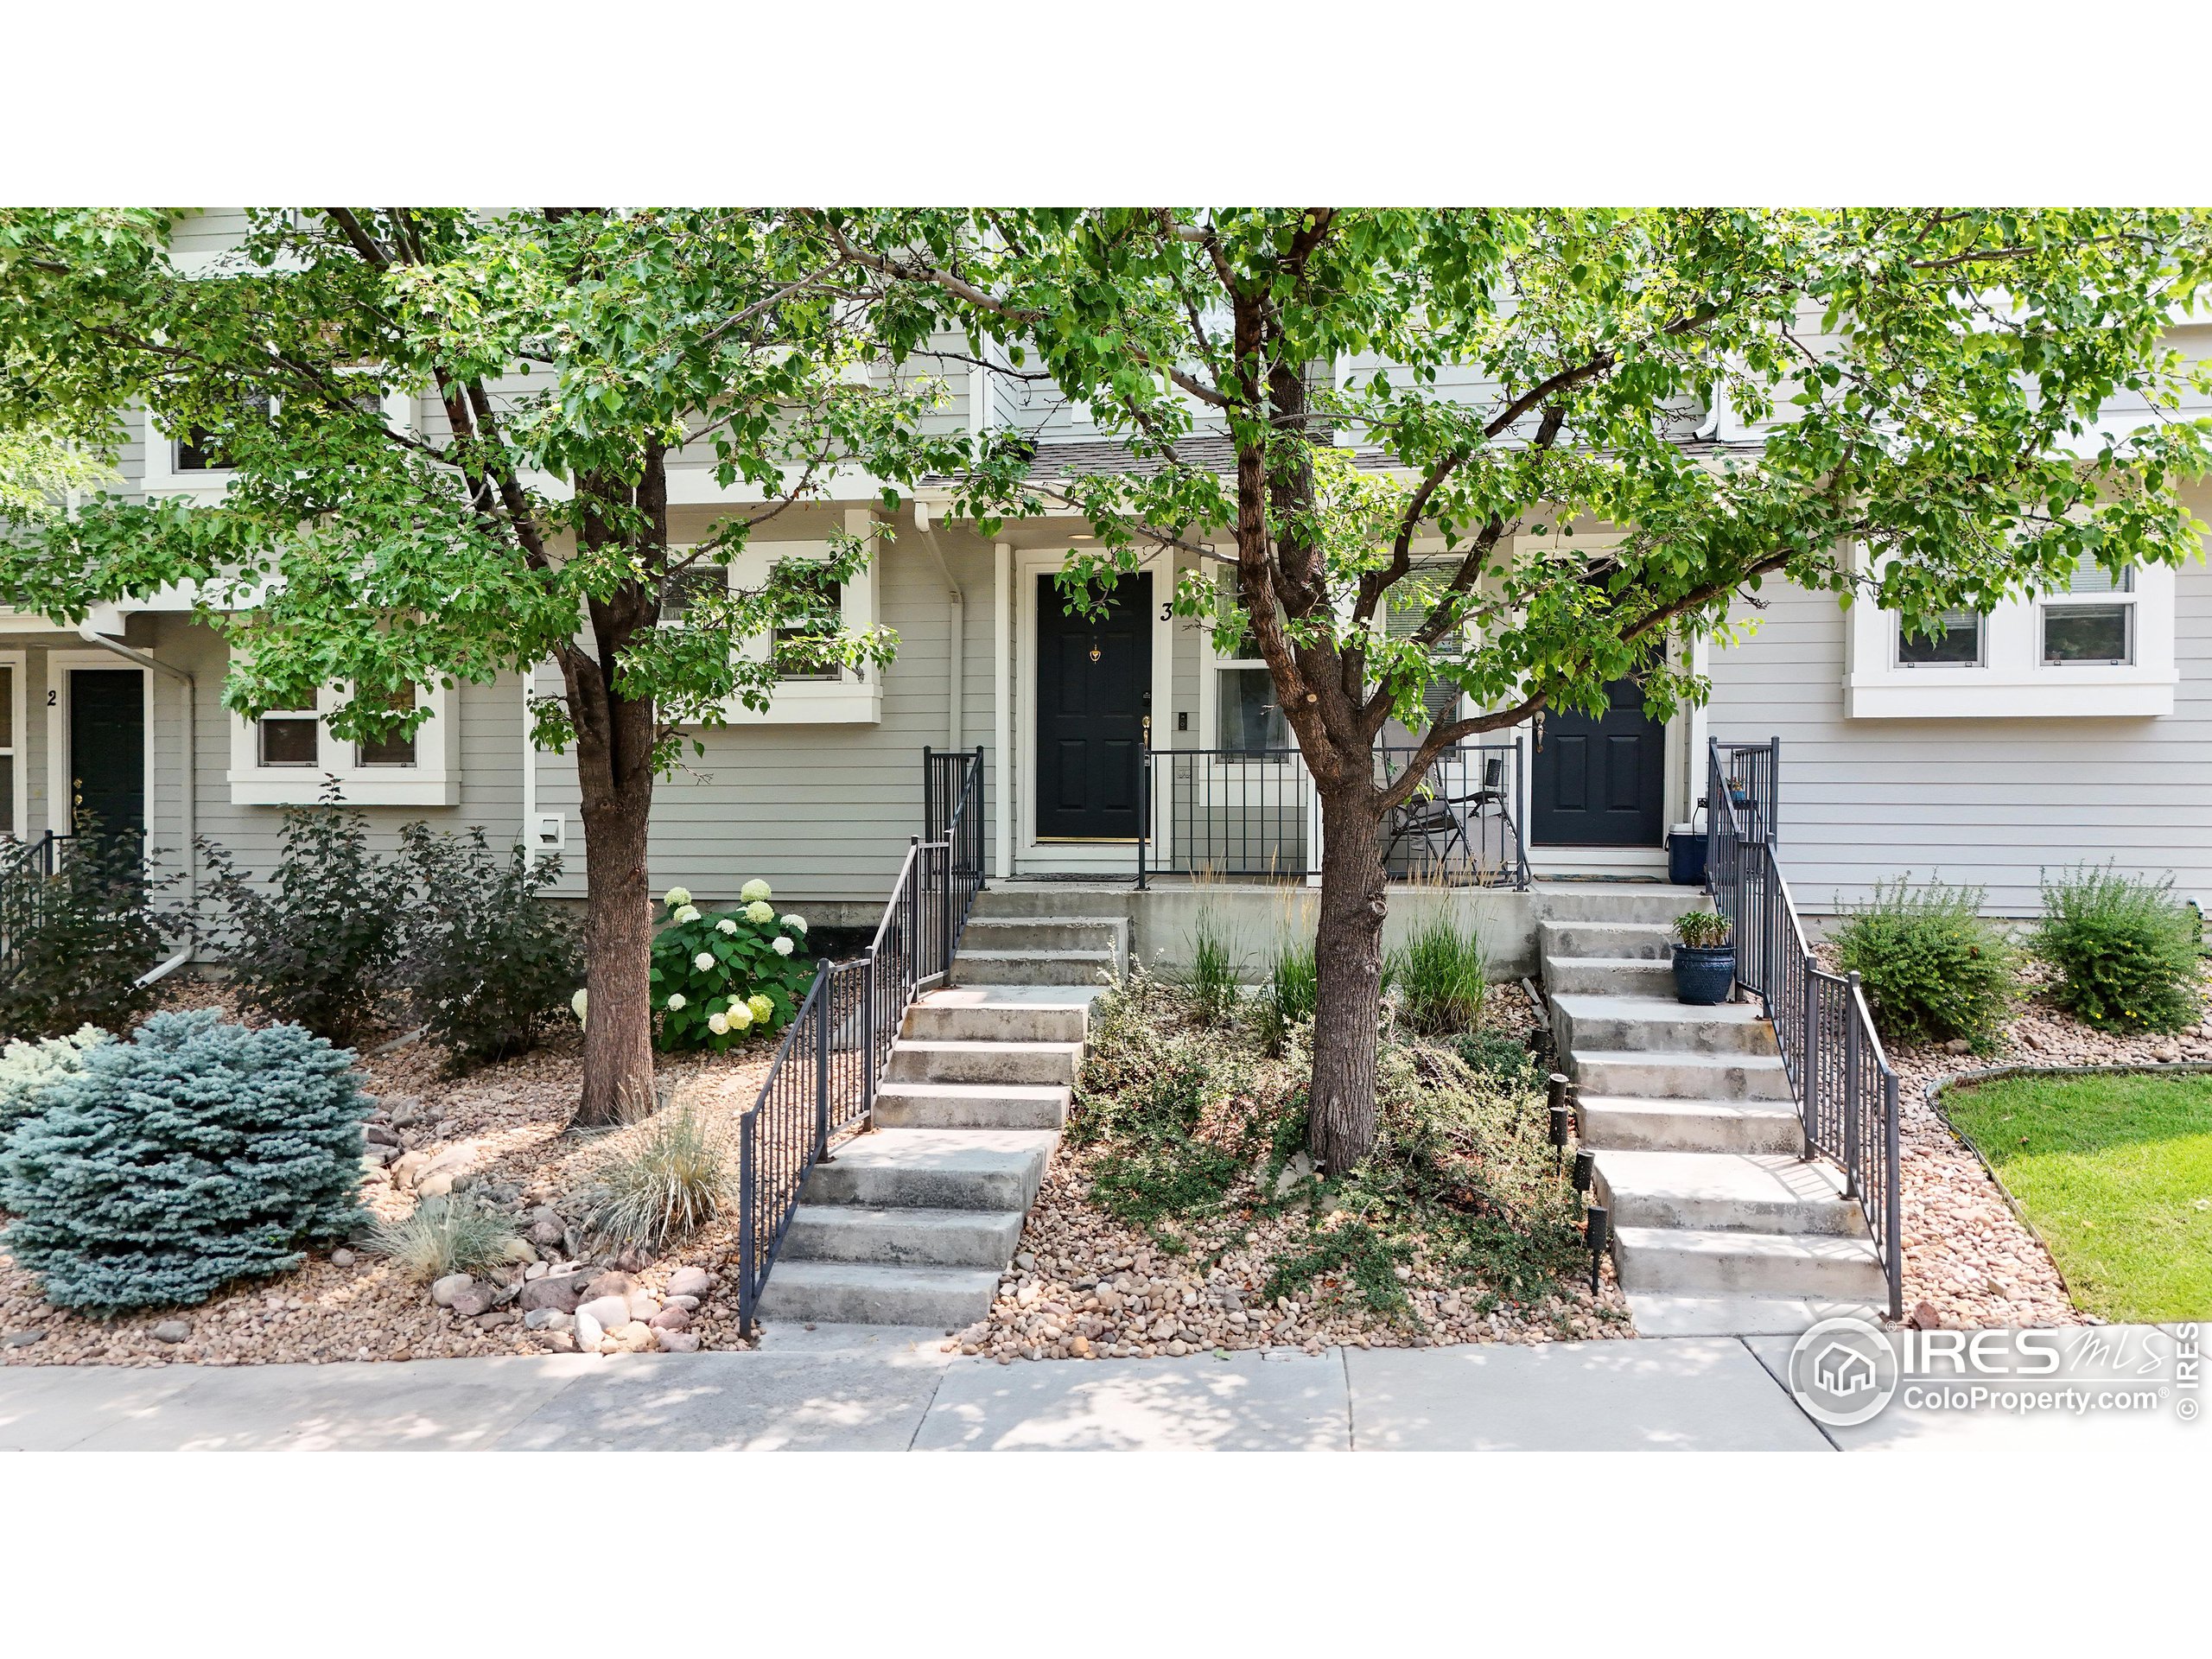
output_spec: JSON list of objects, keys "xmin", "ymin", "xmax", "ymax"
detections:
[
  {"xmin": 757, "ymin": 948, "xmax": 1103, "ymax": 1330},
  {"xmin": 1542, "ymin": 898, "xmax": 1885, "ymax": 1335}
]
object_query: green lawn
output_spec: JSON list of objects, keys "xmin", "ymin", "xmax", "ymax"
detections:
[{"xmin": 1945, "ymin": 1071, "xmax": 2212, "ymax": 1323}]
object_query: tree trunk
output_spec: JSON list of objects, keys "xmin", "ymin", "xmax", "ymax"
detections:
[
  {"xmin": 1306, "ymin": 779, "xmax": 1389, "ymax": 1173},
  {"xmin": 573, "ymin": 746, "xmax": 657, "ymax": 1127}
]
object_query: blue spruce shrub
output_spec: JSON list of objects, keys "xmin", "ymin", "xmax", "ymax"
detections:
[{"xmin": 0, "ymin": 1010, "xmax": 370, "ymax": 1312}]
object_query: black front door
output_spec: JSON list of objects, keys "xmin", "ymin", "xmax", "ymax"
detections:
[
  {"xmin": 70, "ymin": 669, "xmax": 145, "ymax": 836},
  {"xmin": 1035, "ymin": 572, "xmax": 1150, "ymax": 840},
  {"xmin": 1531, "ymin": 677, "xmax": 1666, "ymax": 847}
]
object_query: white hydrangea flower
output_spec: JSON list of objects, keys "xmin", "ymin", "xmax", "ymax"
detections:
[
  {"xmin": 673, "ymin": 905, "xmax": 702, "ymax": 925},
  {"xmin": 664, "ymin": 886, "xmax": 692, "ymax": 909},
  {"xmin": 693, "ymin": 950, "xmax": 715, "ymax": 972},
  {"xmin": 570, "ymin": 988, "xmax": 588, "ymax": 1021},
  {"xmin": 728, "ymin": 1002, "xmax": 755, "ymax": 1029},
  {"xmin": 716, "ymin": 918, "xmax": 738, "ymax": 936},
  {"xmin": 746, "ymin": 899, "xmax": 774, "ymax": 924},
  {"xmin": 747, "ymin": 994, "xmax": 773, "ymax": 1023},
  {"xmin": 772, "ymin": 935, "xmax": 794, "ymax": 956},
  {"xmin": 664, "ymin": 993, "xmax": 687, "ymax": 1011},
  {"xmin": 707, "ymin": 1011, "xmax": 729, "ymax": 1035},
  {"xmin": 781, "ymin": 913, "xmax": 807, "ymax": 933},
  {"xmin": 741, "ymin": 879, "xmax": 772, "ymax": 902}
]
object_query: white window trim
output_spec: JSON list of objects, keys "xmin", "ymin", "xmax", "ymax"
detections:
[
  {"xmin": 44, "ymin": 651, "xmax": 156, "ymax": 838},
  {"xmin": 1844, "ymin": 547, "xmax": 2177, "ymax": 718},
  {"xmin": 226, "ymin": 680, "xmax": 458, "ymax": 805},
  {"xmin": 698, "ymin": 510, "xmax": 883, "ymax": 726},
  {"xmin": 2038, "ymin": 572, "xmax": 2138, "ymax": 668},
  {"xmin": 142, "ymin": 388, "xmax": 415, "ymax": 498},
  {"xmin": 0, "ymin": 650, "xmax": 25, "ymax": 839}
]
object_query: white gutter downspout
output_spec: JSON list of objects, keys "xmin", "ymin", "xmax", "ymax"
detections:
[
  {"xmin": 77, "ymin": 615, "xmax": 196, "ymax": 979},
  {"xmin": 914, "ymin": 504, "xmax": 964, "ymax": 752}
]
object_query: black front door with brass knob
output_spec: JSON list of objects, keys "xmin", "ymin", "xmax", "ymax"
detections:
[
  {"xmin": 1035, "ymin": 572, "xmax": 1150, "ymax": 841},
  {"xmin": 70, "ymin": 669, "xmax": 146, "ymax": 836}
]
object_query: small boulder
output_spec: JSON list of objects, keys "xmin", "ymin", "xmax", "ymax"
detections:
[
  {"xmin": 386, "ymin": 1095, "xmax": 429, "ymax": 1128},
  {"xmin": 2, "ymin": 1330, "xmax": 46, "ymax": 1349},
  {"xmin": 331, "ymin": 1249, "xmax": 357, "ymax": 1268},
  {"xmin": 416, "ymin": 1173, "xmax": 457, "ymax": 1199},
  {"xmin": 523, "ymin": 1308, "xmax": 576, "ymax": 1332},
  {"xmin": 665, "ymin": 1294, "xmax": 701, "ymax": 1313},
  {"xmin": 576, "ymin": 1294, "xmax": 632, "ymax": 1332},
  {"xmin": 472, "ymin": 1309, "xmax": 521, "ymax": 1331},
  {"xmin": 583, "ymin": 1269, "xmax": 633, "ymax": 1303},
  {"xmin": 625, "ymin": 1290, "xmax": 660, "ymax": 1321},
  {"xmin": 648, "ymin": 1306, "xmax": 691, "ymax": 1332},
  {"xmin": 527, "ymin": 1219, "xmax": 565, "ymax": 1249},
  {"xmin": 656, "ymin": 1330, "xmax": 702, "ymax": 1354},
  {"xmin": 665, "ymin": 1266, "xmax": 716, "ymax": 1301},
  {"xmin": 501, "ymin": 1237, "xmax": 538, "ymax": 1265},
  {"xmin": 151, "ymin": 1319, "xmax": 192, "ymax": 1344},
  {"xmin": 363, "ymin": 1123, "xmax": 403, "ymax": 1149},
  {"xmin": 1274, "ymin": 1151, "xmax": 1316, "ymax": 1198},
  {"xmin": 574, "ymin": 1308, "xmax": 606, "ymax": 1350},
  {"xmin": 449, "ymin": 1282, "xmax": 499, "ymax": 1318},
  {"xmin": 537, "ymin": 1330, "xmax": 579, "ymax": 1353},
  {"xmin": 607, "ymin": 1320, "xmax": 656, "ymax": 1353},
  {"xmin": 518, "ymin": 1273, "xmax": 588, "ymax": 1315},
  {"xmin": 390, "ymin": 1150, "xmax": 429, "ymax": 1188},
  {"xmin": 430, "ymin": 1273, "xmax": 476, "ymax": 1308},
  {"xmin": 613, "ymin": 1246, "xmax": 652, "ymax": 1274}
]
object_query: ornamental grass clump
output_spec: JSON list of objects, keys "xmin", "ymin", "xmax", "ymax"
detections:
[
  {"xmin": 649, "ymin": 881, "xmax": 813, "ymax": 1052},
  {"xmin": 584, "ymin": 1108, "xmax": 732, "ymax": 1250},
  {"xmin": 0, "ymin": 1010, "xmax": 369, "ymax": 1313},
  {"xmin": 2032, "ymin": 864, "xmax": 2205, "ymax": 1034},
  {"xmin": 370, "ymin": 1194, "xmax": 520, "ymax": 1284},
  {"xmin": 1387, "ymin": 908, "xmax": 1488, "ymax": 1035},
  {"xmin": 1834, "ymin": 877, "xmax": 2019, "ymax": 1051}
]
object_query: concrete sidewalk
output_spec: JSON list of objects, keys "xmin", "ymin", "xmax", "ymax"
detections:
[{"xmin": 1, "ymin": 1325, "xmax": 2199, "ymax": 1452}]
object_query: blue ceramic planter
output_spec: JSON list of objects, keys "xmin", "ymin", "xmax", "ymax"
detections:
[{"xmin": 1672, "ymin": 944, "xmax": 1735, "ymax": 1006}]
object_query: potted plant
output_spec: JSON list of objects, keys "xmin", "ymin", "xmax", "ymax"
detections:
[{"xmin": 1671, "ymin": 909, "xmax": 1735, "ymax": 1005}]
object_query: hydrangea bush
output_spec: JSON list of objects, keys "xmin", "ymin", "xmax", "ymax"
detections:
[
  {"xmin": 0, "ymin": 1026, "xmax": 109, "ymax": 1139},
  {"xmin": 0, "ymin": 1010, "xmax": 370, "ymax": 1312},
  {"xmin": 646, "ymin": 882, "xmax": 814, "ymax": 1052}
]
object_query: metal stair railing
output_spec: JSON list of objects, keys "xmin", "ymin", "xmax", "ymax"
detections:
[
  {"xmin": 734, "ymin": 747, "xmax": 987, "ymax": 1334},
  {"xmin": 0, "ymin": 833, "xmax": 73, "ymax": 988},
  {"xmin": 1707, "ymin": 738, "xmax": 1904, "ymax": 1319}
]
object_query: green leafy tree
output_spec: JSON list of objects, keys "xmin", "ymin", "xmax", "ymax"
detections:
[
  {"xmin": 820, "ymin": 207, "xmax": 2212, "ymax": 1171},
  {"xmin": 0, "ymin": 208, "xmax": 1000, "ymax": 1125}
]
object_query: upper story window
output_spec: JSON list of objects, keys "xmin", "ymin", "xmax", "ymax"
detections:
[
  {"xmin": 172, "ymin": 393, "xmax": 273, "ymax": 473},
  {"xmin": 2042, "ymin": 564, "xmax": 2135, "ymax": 665},
  {"xmin": 770, "ymin": 562, "xmax": 845, "ymax": 683},
  {"xmin": 661, "ymin": 563, "xmax": 730, "ymax": 624},
  {"xmin": 1897, "ymin": 608, "xmax": 1986, "ymax": 668},
  {"xmin": 230, "ymin": 681, "xmax": 455, "ymax": 805}
]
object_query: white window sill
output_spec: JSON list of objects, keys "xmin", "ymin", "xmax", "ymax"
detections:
[
  {"xmin": 711, "ymin": 683, "xmax": 882, "ymax": 726},
  {"xmin": 227, "ymin": 771, "xmax": 460, "ymax": 806},
  {"xmin": 1844, "ymin": 671, "xmax": 2177, "ymax": 719}
]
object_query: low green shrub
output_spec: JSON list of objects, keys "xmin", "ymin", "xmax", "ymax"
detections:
[
  {"xmin": 370, "ymin": 1195, "xmax": 520, "ymax": 1284},
  {"xmin": 2031, "ymin": 864, "xmax": 2205, "ymax": 1035},
  {"xmin": 585, "ymin": 1108, "xmax": 732, "ymax": 1249},
  {"xmin": 1452, "ymin": 1028, "xmax": 1540, "ymax": 1089},
  {"xmin": 1674, "ymin": 909, "xmax": 1732, "ymax": 948},
  {"xmin": 0, "ymin": 1025, "xmax": 107, "ymax": 1139},
  {"xmin": 1834, "ymin": 878, "xmax": 2019, "ymax": 1050},
  {"xmin": 1387, "ymin": 908, "xmax": 1487, "ymax": 1035},
  {"xmin": 0, "ymin": 1010, "xmax": 369, "ymax": 1312},
  {"xmin": 200, "ymin": 790, "xmax": 410, "ymax": 1043},
  {"xmin": 398, "ymin": 825, "xmax": 582, "ymax": 1069},
  {"xmin": 649, "ymin": 881, "xmax": 814, "ymax": 1052},
  {"xmin": 0, "ymin": 829, "xmax": 175, "ymax": 1039}
]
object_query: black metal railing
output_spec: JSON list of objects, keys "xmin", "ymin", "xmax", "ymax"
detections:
[
  {"xmin": 0, "ymin": 833, "xmax": 73, "ymax": 987},
  {"xmin": 734, "ymin": 748, "xmax": 986, "ymax": 1333},
  {"xmin": 1137, "ymin": 741, "xmax": 1529, "ymax": 888},
  {"xmin": 1707, "ymin": 738, "xmax": 1903, "ymax": 1319}
]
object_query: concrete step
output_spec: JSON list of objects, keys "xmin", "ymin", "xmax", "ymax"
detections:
[
  {"xmin": 755, "ymin": 1261, "xmax": 1001, "ymax": 1327},
  {"xmin": 1593, "ymin": 1150, "xmax": 1866, "ymax": 1236},
  {"xmin": 1553, "ymin": 994, "xmax": 1777, "ymax": 1058},
  {"xmin": 1575, "ymin": 1093, "xmax": 1807, "ymax": 1155},
  {"xmin": 886, "ymin": 1039, "xmax": 1083, "ymax": 1087},
  {"xmin": 1570, "ymin": 1048, "xmax": 1794, "ymax": 1102},
  {"xmin": 1611, "ymin": 1224, "xmax": 1890, "ymax": 1299},
  {"xmin": 957, "ymin": 916, "xmax": 1126, "ymax": 966},
  {"xmin": 872, "ymin": 1081, "xmax": 1071, "ymax": 1130},
  {"xmin": 1544, "ymin": 955, "xmax": 1678, "ymax": 998},
  {"xmin": 949, "ymin": 950, "xmax": 1116, "ymax": 988},
  {"xmin": 1532, "ymin": 886, "xmax": 1711, "ymax": 925},
  {"xmin": 781, "ymin": 1204, "xmax": 1026, "ymax": 1269},
  {"xmin": 1624, "ymin": 1293, "xmax": 1885, "ymax": 1338},
  {"xmin": 804, "ymin": 1128, "xmax": 1057, "ymax": 1212},
  {"xmin": 969, "ymin": 886, "xmax": 1134, "ymax": 919},
  {"xmin": 904, "ymin": 994, "xmax": 1092, "ymax": 1045},
  {"xmin": 1539, "ymin": 920, "xmax": 1677, "ymax": 962}
]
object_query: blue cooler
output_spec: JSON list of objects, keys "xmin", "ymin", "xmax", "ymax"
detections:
[{"xmin": 1668, "ymin": 823, "xmax": 1707, "ymax": 886}]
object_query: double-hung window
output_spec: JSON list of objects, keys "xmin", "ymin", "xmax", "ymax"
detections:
[
  {"xmin": 1212, "ymin": 569, "xmax": 1286, "ymax": 755},
  {"xmin": 2041, "ymin": 564, "xmax": 2135, "ymax": 666}
]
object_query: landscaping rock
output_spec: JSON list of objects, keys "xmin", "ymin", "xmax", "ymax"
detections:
[
  {"xmin": 390, "ymin": 1151, "xmax": 429, "ymax": 1188},
  {"xmin": 665, "ymin": 1266, "xmax": 715, "ymax": 1300},
  {"xmin": 527, "ymin": 1219, "xmax": 564, "ymax": 1249},
  {"xmin": 665, "ymin": 1294, "xmax": 700, "ymax": 1313},
  {"xmin": 429, "ymin": 1273, "xmax": 475, "ymax": 1308},
  {"xmin": 625, "ymin": 1290, "xmax": 660, "ymax": 1321},
  {"xmin": 472, "ymin": 1309, "xmax": 521, "ymax": 1331},
  {"xmin": 331, "ymin": 1249, "xmax": 356, "ymax": 1268},
  {"xmin": 449, "ymin": 1282, "xmax": 499, "ymax": 1319},
  {"xmin": 574, "ymin": 1308, "xmax": 606, "ymax": 1350},
  {"xmin": 523, "ymin": 1308, "xmax": 575, "ymax": 1332},
  {"xmin": 606, "ymin": 1320, "xmax": 656, "ymax": 1354},
  {"xmin": 576, "ymin": 1294, "xmax": 632, "ymax": 1332},
  {"xmin": 518, "ymin": 1273, "xmax": 588, "ymax": 1314},
  {"xmin": 648, "ymin": 1306, "xmax": 691, "ymax": 1332},
  {"xmin": 613, "ymin": 1247, "xmax": 652, "ymax": 1273},
  {"xmin": 150, "ymin": 1320, "xmax": 192, "ymax": 1344},
  {"xmin": 2, "ymin": 1331, "xmax": 45, "ymax": 1349},
  {"xmin": 364, "ymin": 1123, "xmax": 403, "ymax": 1149},
  {"xmin": 1274, "ymin": 1151, "xmax": 1315, "ymax": 1198},
  {"xmin": 655, "ymin": 1330, "xmax": 701, "ymax": 1353},
  {"xmin": 583, "ymin": 1270, "xmax": 632, "ymax": 1303}
]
